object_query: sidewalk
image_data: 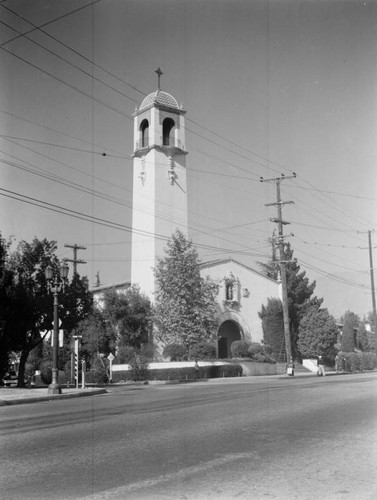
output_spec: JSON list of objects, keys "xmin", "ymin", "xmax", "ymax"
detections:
[
  {"xmin": 0, "ymin": 386, "xmax": 107, "ymax": 406},
  {"xmin": 0, "ymin": 370, "xmax": 342, "ymax": 406}
]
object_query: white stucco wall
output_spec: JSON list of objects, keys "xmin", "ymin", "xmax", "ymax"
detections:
[{"xmin": 201, "ymin": 259, "xmax": 280, "ymax": 343}]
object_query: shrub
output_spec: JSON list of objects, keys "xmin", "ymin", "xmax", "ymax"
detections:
[
  {"xmin": 189, "ymin": 342, "xmax": 217, "ymax": 360},
  {"xmin": 140, "ymin": 342, "xmax": 155, "ymax": 360},
  {"xmin": 338, "ymin": 351, "xmax": 377, "ymax": 372},
  {"xmin": 253, "ymin": 353, "xmax": 268, "ymax": 363},
  {"xmin": 64, "ymin": 360, "xmax": 71, "ymax": 382},
  {"xmin": 39, "ymin": 360, "xmax": 66, "ymax": 385},
  {"xmin": 163, "ymin": 343, "xmax": 188, "ymax": 361},
  {"xmin": 231, "ymin": 340, "xmax": 251, "ymax": 358},
  {"xmin": 361, "ymin": 352, "xmax": 377, "ymax": 370},
  {"xmin": 129, "ymin": 356, "xmax": 150, "ymax": 381},
  {"xmin": 85, "ymin": 357, "xmax": 109, "ymax": 384},
  {"xmin": 24, "ymin": 362, "xmax": 36, "ymax": 385},
  {"xmin": 116, "ymin": 345, "xmax": 136, "ymax": 364},
  {"xmin": 349, "ymin": 352, "xmax": 360, "ymax": 372},
  {"xmin": 248, "ymin": 342, "xmax": 264, "ymax": 358},
  {"xmin": 40, "ymin": 360, "xmax": 52, "ymax": 385},
  {"xmin": 262, "ymin": 343, "xmax": 273, "ymax": 355}
]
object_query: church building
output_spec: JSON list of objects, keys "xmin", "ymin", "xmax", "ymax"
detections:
[{"xmin": 94, "ymin": 72, "xmax": 281, "ymax": 358}]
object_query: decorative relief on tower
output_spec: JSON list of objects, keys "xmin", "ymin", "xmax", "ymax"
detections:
[
  {"xmin": 167, "ymin": 156, "xmax": 176, "ymax": 185},
  {"xmin": 139, "ymin": 157, "xmax": 146, "ymax": 186}
]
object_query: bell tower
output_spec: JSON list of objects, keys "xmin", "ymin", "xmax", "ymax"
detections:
[{"xmin": 131, "ymin": 70, "xmax": 188, "ymax": 300}]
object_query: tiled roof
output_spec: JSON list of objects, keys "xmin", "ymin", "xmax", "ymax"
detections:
[
  {"xmin": 90, "ymin": 281, "xmax": 131, "ymax": 294},
  {"xmin": 200, "ymin": 257, "xmax": 278, "ymax": 283},
  {"xmin": 139, "ymin": 90, "xmax": 179, "ymax": 110}
]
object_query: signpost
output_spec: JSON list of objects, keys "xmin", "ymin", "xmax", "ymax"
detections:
[
  {"xmin": 107, "ymin": 353, "xmax": 115, "ymax": 383},
  {"xmin": 72, "ymin": 335, "xmax": 82, "ymax": 388}
]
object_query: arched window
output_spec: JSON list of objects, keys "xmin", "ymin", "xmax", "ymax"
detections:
[
  {"xmin": 162, "ymin": 118, "xmax": 175, "ymax": 146},
  {"xmin": 140, "ymin": 119, "xmax": 149, "ymax": 148}
]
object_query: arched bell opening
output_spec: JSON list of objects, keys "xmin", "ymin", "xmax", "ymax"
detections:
[
  {"xmin": 162, "ymin": 117, "xmax": 175, "ymax": 146},
  {"xmin": 140, "ymin": 119, "xmax": 149, "ymax": 148}
]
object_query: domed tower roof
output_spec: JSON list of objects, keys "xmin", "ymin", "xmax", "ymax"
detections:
[{"xmin": 139, "ymin": 90, "xmax": 179, "ymax": 111}]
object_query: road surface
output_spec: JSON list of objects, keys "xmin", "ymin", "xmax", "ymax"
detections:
[{"xmin": 1, "ymin": 373, "xmax": 376, "ymax": 499}]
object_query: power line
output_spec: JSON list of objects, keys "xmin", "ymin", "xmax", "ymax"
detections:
[
  {"xmin": 0, "ymin": 6, "xmax": 373, "ymax": 280},
  {"xmin": 0, "ymin": 18, "xmax": 139, "ymax": 106},
  {"xmin": 0, "ymin": 1, "xmax": 144, "ymax": 98},
  {"xmin": 0, "ymin": 1, "xmax": 103, "ymax": 48},
  {"xmin": 0, "ymin": 45, "xmax": 134, "ymax": 121},
  {"xmin": 0, "ymin": 187, "xmax": 270, "ymax": 259}
]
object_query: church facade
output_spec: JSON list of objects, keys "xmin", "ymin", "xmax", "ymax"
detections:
[
  {"xmin": 93, "ymin": 76, "xmax": 281, "ymax": 358},
  {"xmin": 200, "ymin": 258, "xmax": 280, "ymax": 358}
]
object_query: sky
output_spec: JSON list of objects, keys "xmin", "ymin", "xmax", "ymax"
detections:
[{"xmin": 0, "ymin": 0, "xmax": 376, "ymax": 320}]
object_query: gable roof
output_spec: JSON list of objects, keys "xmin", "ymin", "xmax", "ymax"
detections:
[
  {"xmin": 200, "ymin": 257, "xmax": 278, "ymax": 284},
  {"xmin": 90, "ymin": 281, "xmax": 131, "ymax": 294}
]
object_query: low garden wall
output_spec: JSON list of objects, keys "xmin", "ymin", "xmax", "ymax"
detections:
[
  {"xmin": 112, "ymin": 360, "xmax": 276, "ymax": 381},
  {"xmin": 237, "ymin": 361, "xmax": 277, "ymax": 376}
]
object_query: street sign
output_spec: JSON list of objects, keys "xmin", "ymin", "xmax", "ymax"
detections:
[{"xmin": 107, "ymin": 353, "xmax": 115, "ymax": 362}]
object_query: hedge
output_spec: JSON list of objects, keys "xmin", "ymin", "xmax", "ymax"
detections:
[
  {"xmin": 111, "ymin": 364, "xmax": 242, "ymax": 383},
  {"xmin": 338, "ymin": 351, "xmax": 377, "ymax": 372}
]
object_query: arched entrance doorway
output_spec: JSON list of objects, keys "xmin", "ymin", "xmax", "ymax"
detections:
[{"xmin": 218, "ymin": 320, "xmax": 241, "ymax": 358}]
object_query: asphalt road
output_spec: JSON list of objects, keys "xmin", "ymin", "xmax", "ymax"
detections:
[{"xmin": 1, "ymin": 373, "xmax": 376, "ymax": 500}]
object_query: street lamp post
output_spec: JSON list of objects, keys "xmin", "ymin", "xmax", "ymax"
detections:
[{"xmin": 45, "ymin": 261, "xmax": 69, "ymax": 394}]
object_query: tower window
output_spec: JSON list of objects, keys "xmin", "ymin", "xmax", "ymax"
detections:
[
  {"xmin": 140, "ymin": 119, "xmax": 149, "ymax": 147},
  {"xmin": 226, "ymin": 283, "xmax": 234, "ymax": 301},
  {"xmin": 162, "ymin": 118, "xmax": 175, "ymax": 146}
]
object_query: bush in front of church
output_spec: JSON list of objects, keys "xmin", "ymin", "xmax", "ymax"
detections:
[
  {"xmin": 189, "ymin": 341, "xmax": 217, "ymax": 360},
  {"xmin": 128, "ymin": 355, "xmax": 150, "ymax": 382},
  {"xmin": 231, "ymin": 340, "xmax": 276, "ymax": 363},
  {"xmin": 163, "ymin": 343, "xmax": 188, "ymax": 361},
  {"xmin": 85, "ymin": 357, "xmax": 109, "ymax": 384},
  {"xmin": 231, "ymin": 340, "xmax": 250, "ymax": 358}
]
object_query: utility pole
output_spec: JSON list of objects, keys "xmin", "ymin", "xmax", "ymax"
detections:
[
  {"xmin": 260, "ymin": 173, "xmax": 296, "ymax": 362},
  {"xmin": 358, "ymin": 230, "xmax": 377, "ymax": 334},
  {"xmin": 64, "ymin": 244, "xmax": 87, "ymax": 276}
]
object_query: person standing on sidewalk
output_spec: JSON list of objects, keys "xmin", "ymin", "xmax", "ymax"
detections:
[
  {"xmin": 194, "ymin": 360, "xmax": 200, "ymax": 380},
  {"xmin": 286, "ymin": 357, "xmax": 295, "ymax": 376},
  {"xmin": 317, "ymin": 355, "xmax": 326, "ymax": 376},
  {"xmin": 335, "ymin": 354, "xmax": 340, "ymax": 373}
]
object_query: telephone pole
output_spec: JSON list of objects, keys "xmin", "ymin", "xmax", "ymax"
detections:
[
  {"xmin": 368, "ymin": 230, "xmax": 376, "ymax": 332},
  {"xmin": 260, "ymin": 173, "xmax": 296, "ymax": 362},
  {"xmin": 358, "ymin": 230, "xmax": 376, "ymax": 333},
  {"xmin": 64, "ymin": 244, "xmax": 87, "ymax": 276}
]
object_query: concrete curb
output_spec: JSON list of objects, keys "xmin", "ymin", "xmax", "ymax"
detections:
[{"xmin": 0, "ymin": 389, "xmax": 108, "ymax": 406}]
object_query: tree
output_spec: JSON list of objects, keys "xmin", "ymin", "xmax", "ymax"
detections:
[
  {"xmin": 356, "ymin": 322, "xmax": 366, "ymax": 351},
  {"xmin": 5, "ymin": 237, "xmax": 92, "ymax": 386},
  {"xmin": 258, "ymin": 242, "xmax": 323, "ymax": 359},
  {"xmin": 258, "ymin": 297, "xmax": 284, "ymax": 361},
  {"xmin": 297, "ymin": 306, "xmax": 338, "ymax": 358},
  {"xmin": 341, "ymin": 310, "xmax": 358, "ymax": 352},
  {"xmin": 154, "ymin": 230, "xmax": 219, "ymax": 354},
  {"xmin": 0, "ymin": 233, "xmax": 14, "ymax": 380},
  {"xmin": 340, "ymin": 310, "xmax": 360, "ymax": 330},
  {"xmin": 101, "ymin": 286, "xmax": 152, "ymax": 350},
  {"xmin": 77, "ymin": 285, "xmax": 152, "ymax": 366}
]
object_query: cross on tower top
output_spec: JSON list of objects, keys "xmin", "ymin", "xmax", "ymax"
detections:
[{"xmin": 155, "ymin": 67, "xmax": 163, "ymax": 90}]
